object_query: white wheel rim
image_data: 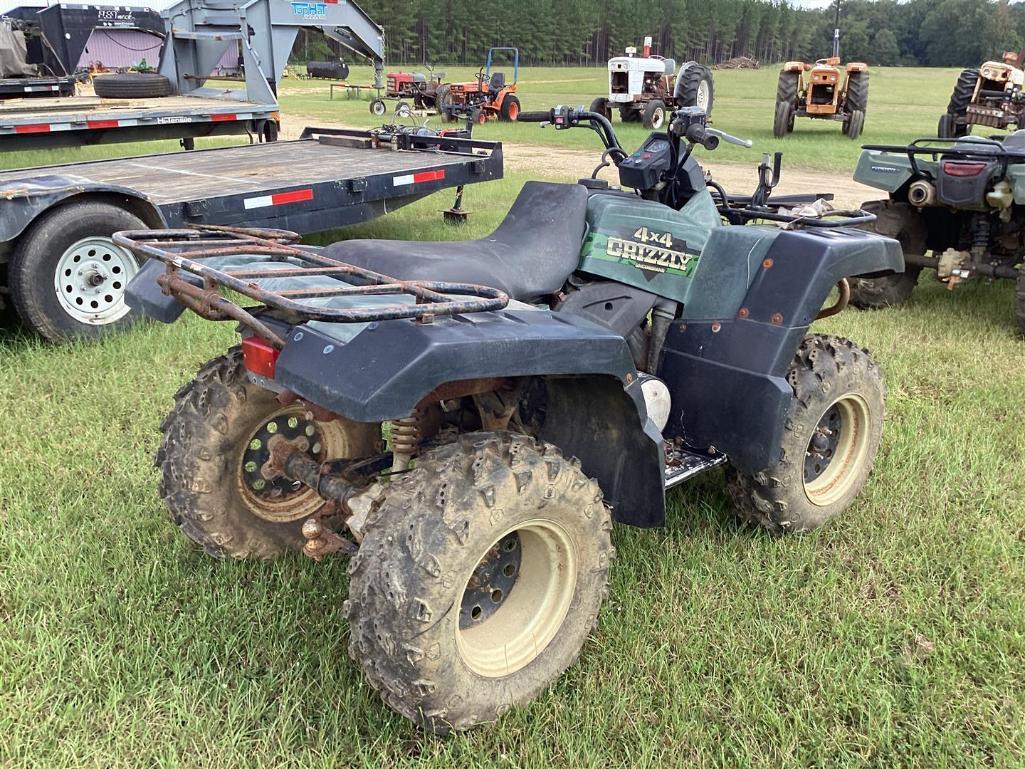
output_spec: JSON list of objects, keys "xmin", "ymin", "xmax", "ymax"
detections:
[
  {"xmin": 53, "ymin": 236, "xmax": 139, "ymax": 325},
  {"xmin": 696, "ymin": 80, "xmax": 710, "ymax": 111},
  {"xmin": 803, "ymin": 393, "xmax": 872, "ymax": 507},
  {"xmin": 457, "ymin": 519, "xmax": 577, "ymax": 678},
  {"xmin": 651, "ymin": 107, "xmax": 665, "ymax": 129}
]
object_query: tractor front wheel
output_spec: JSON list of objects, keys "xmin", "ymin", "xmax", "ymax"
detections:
[
  {"xmin": 773, "ymin": 100, "xmax": 795, "ymax": 137},
  {"xmin": 843, "ymin": 109, "xmax": 865, "ymax": 139},
  {"xmin": 642, "ymin": 99, "xmax": 667, "ymax": 129},
  {"xmin": 157, "ymin": 348, "xmax": 380, "ymax": 559},
  {"xmin": 727, "ymin": 335, "xmax": 885, "ymax": 535},
  {"xmin": 499, "ymin": 94, "xmax": 520, "ymax": 121},
  {"xmin": 850, "ymin": 200, "xmax": 925, "ymax": 309},
  {"xmin": 589, "ymin": 96, "xmax": 612, "ymax": 120},
  {"xmin": 369, "ymin": 98, "xmax": 387, "ymax": 117},
  {"xmin": 345, "ymin": 432, "xmax": 613, "ymax": 733}
]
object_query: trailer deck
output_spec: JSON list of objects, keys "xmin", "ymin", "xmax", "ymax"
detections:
[
  {"xmin": 0, "ymin": 127, "xmax": 503, "ymax": 341},
  {"xmin": 0, "ymin": 93, "xmax": 278, "ymax": 150}
]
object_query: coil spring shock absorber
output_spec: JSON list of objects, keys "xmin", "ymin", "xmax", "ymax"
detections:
[
  {"xmin": 971, "ymin": 214, "xmax": 991, "ymax": 262},
  {"xmin": 390, "ymin": 409, "xmax": 421, "ymax": 472}
]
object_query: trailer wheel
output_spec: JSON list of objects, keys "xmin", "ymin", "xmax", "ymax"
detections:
[
  {"xmin": 369, "ymin": 98, "xmax": 387, "ymax": 117},
  {"xmin": 499, "ymin": 94, "xmax": 520, "ymax": 121},
  {"xmin": 727, "ymin": 335, "xmax": 885, "ymax": 535},
  {"xmin": 157, "ymin": 348, "xmax": 378, "ymax": 559},
  {"xmin": 9, "ymin": 200, "xmax": 149, "ymax": 341},
  {"xmin": 93, "ymin": 73, "xmax": 172, "ymax": 99},
  {"xmin": 589, "ymin": 96, "xmax": 611, "ymax": 120},
  {"xmin": 642, "ymin": 99, "xmax": 666, "ymax": 129},
  {"xmin": 345, "ymin": 432, "xmax": 613, "ymax": 733}
]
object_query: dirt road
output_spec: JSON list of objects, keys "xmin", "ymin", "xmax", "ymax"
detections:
[{"xmin": 280, "ymin": 115, "xmax": 878, "ymax": 209}]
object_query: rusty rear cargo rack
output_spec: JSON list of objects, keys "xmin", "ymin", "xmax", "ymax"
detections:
[{"xmin": 114, "ymin": 225, "xmax": 509, "ymax": 347}]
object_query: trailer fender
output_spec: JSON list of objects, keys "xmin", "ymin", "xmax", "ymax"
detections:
[
  {"xmin": 662, "ymin": 226, "xmax": 902, "ymax": 475},
  {"xmin": 0, "ymin": 175, "xmax": 164, "ymax": 246},
  {"xmin": 273, "ymin": 309, "xmax": 667, "ymax": 526}
]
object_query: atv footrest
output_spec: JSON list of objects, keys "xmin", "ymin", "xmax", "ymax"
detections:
[{"xmin": 664, "ymin": 446, "xmax": 727, "ymax": 489}]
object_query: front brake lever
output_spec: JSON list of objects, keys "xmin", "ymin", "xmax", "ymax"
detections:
[{"xmin": 707, "ymin": 128, "xmax": 753, "ymax": 148}]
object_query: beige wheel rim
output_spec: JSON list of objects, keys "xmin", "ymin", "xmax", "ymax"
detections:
[
  {"xmin": 457, "ymin": 519, "xmax": 577, "ymax": 678},
  {"xmin": 236, "ymin": 405, "xmax": 349, "ymax": 523},
  {"xmin": 803, "ymin": 393, "xmax": 872, "ymax": 507}
]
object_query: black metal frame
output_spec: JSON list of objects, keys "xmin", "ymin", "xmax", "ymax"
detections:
[{"xmin": 113, "ymin": 225, "xmax": 509, "ymax": 346}]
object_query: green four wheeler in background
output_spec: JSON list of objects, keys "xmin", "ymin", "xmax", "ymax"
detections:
[
  {"xmin": 117, "ymin": 105, "xmax": 901, "ymax": 732},
  {"xmin": 852, "ymin": 134, "xmax": 1025, "ymax": 334}
]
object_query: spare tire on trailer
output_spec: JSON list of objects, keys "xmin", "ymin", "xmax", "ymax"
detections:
[
  {"xmin": 674, "ymin": 62, "xmax": 714, "ymax": 115},
  {"xmin": 306, "ymin": 60, "xmax": 349, "ymax": 80},
  {"xmin": 93, "ymin": 73, "xmax": 172, "ymax": 99}
]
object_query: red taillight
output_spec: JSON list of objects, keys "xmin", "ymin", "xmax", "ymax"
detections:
[
  {"xmin": 241, "ymin": 336, "xmax": 279, "ymax": 379},
  {"xmin": 942, "ymin": 161, "xmax": 988, "ymax": 177}
]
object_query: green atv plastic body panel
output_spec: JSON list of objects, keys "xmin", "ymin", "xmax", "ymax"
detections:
[
  {"xmin": 578, "ymin": 190, "xmax": 782, "ymax": 316},
  {"xmin": 855, "ymin": 146, "xmax": 1025, "ymax": 204}
]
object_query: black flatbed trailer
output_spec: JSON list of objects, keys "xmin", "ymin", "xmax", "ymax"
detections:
[
  {"xmin": 0, "ymin": 94, "xmax": 280, "ymax": 151},
  {"xmin": 0, "ymin": 75, "xmax": 76, "ymax": 100},
  {"xmin": 0, "ymin": 126, "xmax": 503, "ymax": 341}
]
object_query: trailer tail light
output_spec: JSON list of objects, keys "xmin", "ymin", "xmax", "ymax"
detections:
[
  {"xmin": 942, "ymin": 161, "xmax": 988, "ymax": 177},
  {"xmin": 241, "ymin": 336, "xmax": 280, "ymax": 379}
]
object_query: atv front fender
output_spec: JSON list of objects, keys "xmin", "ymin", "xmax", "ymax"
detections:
[
  {"xmin": 274, "ymin": 309, "xmax": 667, "ymax": 526},
  {"xmin": 662, "ymin": 226, "xmax": 901, "ymax": 475}
]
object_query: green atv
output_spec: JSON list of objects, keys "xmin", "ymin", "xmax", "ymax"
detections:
[
  {"xmin": 116, "ymin": 106, "xmax": 900, "ymax": 733},
  {"xmin": 852, "ymin": 134, "xmax": 1025, "ymax": 334}
]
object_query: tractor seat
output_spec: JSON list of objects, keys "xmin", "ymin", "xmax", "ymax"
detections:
[
  {"xmin": 323, "ymin": 182, "xmax": 588, "ymax": 302},
  {"xmin": 489, "ymin": 71, "xmax": 506, "ymax": 90}
]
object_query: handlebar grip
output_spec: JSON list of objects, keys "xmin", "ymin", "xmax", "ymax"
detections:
[{"xmin": 517, "ymin": 110, "xmax": 554, "ymax": 123}]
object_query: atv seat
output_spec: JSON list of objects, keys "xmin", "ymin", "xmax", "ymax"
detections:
[{"xmin": 323, "ymin": 182, "xmax": 588, "ymax": 301}]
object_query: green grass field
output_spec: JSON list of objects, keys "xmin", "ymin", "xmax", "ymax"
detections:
[{"xmin": 2, "ymin": 68, "xmax": 1025, "ymax": 768}]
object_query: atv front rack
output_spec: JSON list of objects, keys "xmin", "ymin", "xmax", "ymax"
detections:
[
  {"xmin": 114, "ymin": 225, "xmax": 509, "ymax": 348},
  {"xmin": 715, "ymin": 197, "xmax": 877, "ymax": 228}
]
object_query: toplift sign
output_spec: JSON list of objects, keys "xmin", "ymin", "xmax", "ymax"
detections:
[{"xmin": 290, "ymin": 2, "xmax": 328, "ymax": 19}]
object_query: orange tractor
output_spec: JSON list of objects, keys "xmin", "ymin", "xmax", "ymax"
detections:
[
  {"xmin": 773, "ymin": 1, "xmax": 868, "ymax": 139},
  {"xmin": 438, "ymin": 47, "xmax": 520, "ymax": 123}
]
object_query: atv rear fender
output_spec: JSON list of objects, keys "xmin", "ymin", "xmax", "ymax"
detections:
[
  {"xmin": 273, "ymin": 309, "xmax": 668, "ymax": 527},
  {"xmin": 853, "ymin": 149, "xmax": 917, "ymax": 194},
  {"xmin": 660, "ymin": 226, "xmax": 902, "ymax": 476}
]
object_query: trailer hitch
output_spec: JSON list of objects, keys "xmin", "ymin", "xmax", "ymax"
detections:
[{"xmin": 264, "ymin": 435, "xmax": 362, "ymax": 560}]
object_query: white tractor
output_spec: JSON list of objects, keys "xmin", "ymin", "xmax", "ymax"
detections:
[{"xmin": 591, "ymin": 37, "xmax": 714, "ymax": 130}]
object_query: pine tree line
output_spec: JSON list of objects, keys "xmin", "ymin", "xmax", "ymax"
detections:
[{"xmin": 296, "ymin": 0, "xmax": 1025, "ymax": 68}]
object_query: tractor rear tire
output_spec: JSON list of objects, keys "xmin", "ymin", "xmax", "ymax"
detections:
[
  {"xmin": 773, "ymin": 100, "xmax": 795, "ymax": 137},
  {"xmin": 345, "ymin": 432, "xmax": 614, "ymax": 733},
  {"xmin": 843, "ymin": 108, "xmax": 865, "ymax": 139},
  {"xmin": 845, "ymin": 71, "xmax": 869, "ymax": 113},
  {"xmin": 1015, "ymin": 269, "xmax": 1025, "ymax": 336},
  {"xmin": 589, "ymin": 96, "xmax": 612, "ymax": 120},
  {"xmin": 776, "ymin": 71, "xmax": 799, "ymax": 105},
  {"xmin": 850, "ymin": 200, "xmax": 925, "ymax": 309},
  {"xmin": 157, "ymin": 348, "xmax": 379, "ymax": 559},
  {"xmin": 642, "ymin": 99, "xmax": 667, "ymax": 129},
  {"xmin": 500, "ymin": 94, "xmax": 520, "ymax": 121},
  {"xmin": 675, "ymin": 63, "xmax": 714, "ymax": 115},
  {"xmin": 940, "ymin": 68, "xmax": 978, "ymax": 138},
  {"xmin": 436, "ymin": 84, "xmax": 457, "ymax": 122},
  {"xmin": 93, "ymin": 72, "xmax": 171, "ymax": 99},
  {"xmin": 727, "ymin": 335, "xmax": 885, "ymax": 535}
]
